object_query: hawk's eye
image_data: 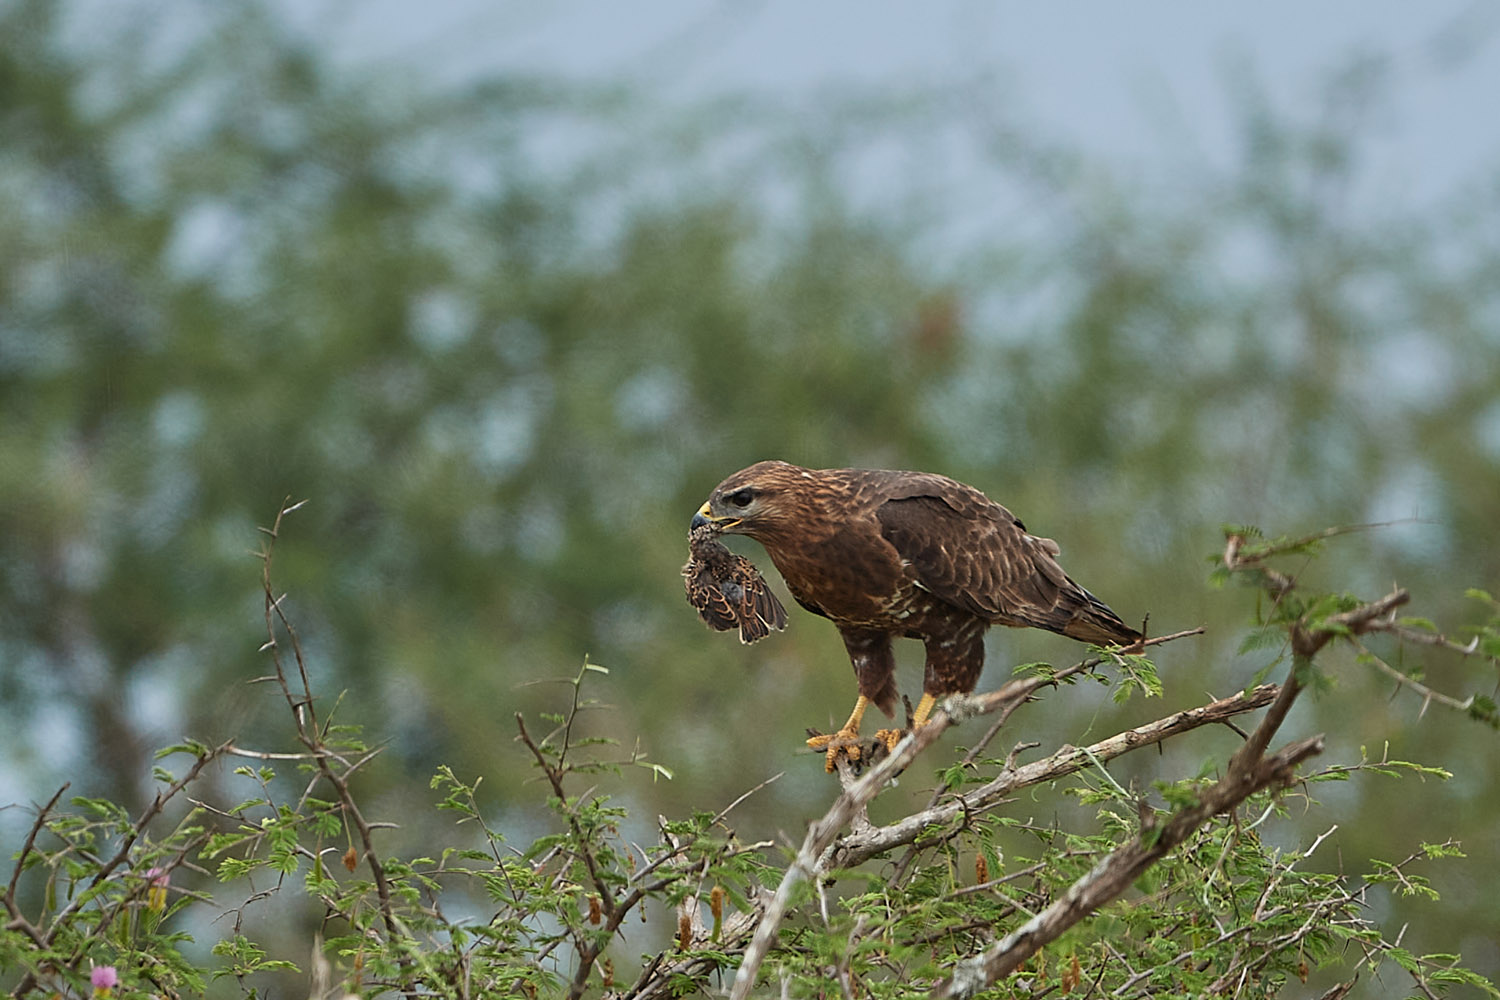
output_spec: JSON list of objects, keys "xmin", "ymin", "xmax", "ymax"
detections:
[{"xmin": 726, "ymin": 488, "xmax": 755, "ymax": 509}]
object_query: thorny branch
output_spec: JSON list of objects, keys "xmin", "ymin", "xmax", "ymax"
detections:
[
  {"xmin": 255, "ymin": 500, "xmax": 413, "ymax": 982},
  {"xmin": 727, "ymin": 627, "xmax": 1204, "ymax": 1000},
  {"xmin": 925, "ymin": 538, "xmax": 1426, "ymax": 998},
  {"xmin": 514, "ymin": 703, "xmax": 774, "ymax": 1000},
  {"xmin": 933, "ymin": 734, "xmax": 1326, "ymax": 998},
  {"xmin": 3, "ymin": 785, "xmax": 69, "ymax": 951},
  {"xmin": 514, "ymin": 713, "xmax": 621, "ymax": 1000},
  {"xmin": 825, "ymin": 683, "xmax": 1280, "ymax": 871}
]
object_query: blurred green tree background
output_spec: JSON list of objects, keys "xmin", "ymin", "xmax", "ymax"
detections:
[{"xmin": 2, "ymin": 0, "xmax": 1497, "ymax": 989}]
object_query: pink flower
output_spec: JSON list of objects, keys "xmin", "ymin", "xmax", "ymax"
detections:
[{"xmin": 91, "ymin": 964, "xmax": 118, "ymax": 996}]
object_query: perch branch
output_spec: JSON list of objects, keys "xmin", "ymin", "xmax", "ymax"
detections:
[
  {"xmin": 932, "ymin": 569, "xmax": 1413, "ymax": 998},
  {"xmin": 826, "ymin": 683, "xmax": 1279, "ymax": 870},
  {"xmin": 727, "ymin": 627, "xmax": 1203, "ymax": 1000}
]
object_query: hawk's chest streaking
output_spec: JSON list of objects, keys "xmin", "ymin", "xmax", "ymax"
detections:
[{"xmin": 760, "ymin": 517, "xmax": 950, "ymax": 635}]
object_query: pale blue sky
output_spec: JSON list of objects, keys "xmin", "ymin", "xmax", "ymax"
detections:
[{"xmin": 293, "ymin": 1, "xmax": 1500, "ymax": 206}]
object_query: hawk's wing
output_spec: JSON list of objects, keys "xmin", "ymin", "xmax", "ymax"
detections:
[{"xmin": 871, "ymin": 478, "xmax": 1071, "ymax": 627}]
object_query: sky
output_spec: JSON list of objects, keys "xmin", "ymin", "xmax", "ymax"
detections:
[{"xmin": 290, "ymin": 1, "xmax": 1500, "ymax": 208}]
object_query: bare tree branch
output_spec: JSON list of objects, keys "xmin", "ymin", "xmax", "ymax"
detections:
[
  {"xmin": 1351, "ymin": 637, "xmax": 1476, "ymax": 715},
  {"xmin": 925, "ymin": 566, "xmax": 1415, "ymax": 998},
  {"xmin": 826, "ymin": 683, "xmax": 1280, "ymax": 870},
  {"xmin": 2, "ymin": 785, "xmax": 68, "ymax": 949},
  {"xmin": 255, "ymin": 498, "xmax": 418, "ymax": 995},
  {"xmin": 933, "ymin": 734, "xmax": 1326, "ymax": 999},
  {"xmin": 727, "ymin": 627, "xmax": 1204, "ymax": 1000}
]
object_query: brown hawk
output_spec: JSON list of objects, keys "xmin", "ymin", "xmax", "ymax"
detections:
[{"xmin": 690, "ymin": 461, "xmax": 1140, "ymax": 768}]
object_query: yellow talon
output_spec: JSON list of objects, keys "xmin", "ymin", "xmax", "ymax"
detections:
[
  {"xmin": 912, "ymin": 693, "xmax": 939, "ymax": 729},
  {"xmin": 806, "ymin": 696, "xmax": 872, "ymax": 771},
  {"xmin": 807, "ymin": 695, "xmax": 936, "ymax": 771}
]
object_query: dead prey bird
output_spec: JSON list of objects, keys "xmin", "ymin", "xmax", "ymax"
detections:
[{"xmin": 682, "ymin": 524, "xmax": 788, "ymax": 644}]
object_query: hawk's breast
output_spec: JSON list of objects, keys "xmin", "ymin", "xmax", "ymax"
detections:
[
  {"xmin": 770, "ymin": 536, "xmax": 956, "ymax": 634},
  {"xmin": 766, "ymin": 528, "xmax": 908, "ymax": 626}
]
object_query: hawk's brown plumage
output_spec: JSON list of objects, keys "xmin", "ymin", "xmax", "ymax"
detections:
[
  {"xmin": 690, "ymin": 461, "xmax": 1139, "ymax": 762},
  {"xmin": 682, "ymin": 524, "xmax": 788, "ymax": 644}
]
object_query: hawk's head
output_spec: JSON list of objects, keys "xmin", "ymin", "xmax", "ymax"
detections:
[{"xmin": 691, "ymin": 460, "xmax": 819, "ymax": 544}]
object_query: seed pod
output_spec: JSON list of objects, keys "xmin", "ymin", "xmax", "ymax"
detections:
[
  {"xmin": 1061, "ymin": 953, "xmax": 1081, "ymax": 993},
  {"xmin": 710, "ymin": 886, "xmax": 726, "ymax": 941}
]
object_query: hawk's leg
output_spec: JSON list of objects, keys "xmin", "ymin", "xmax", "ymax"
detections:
[
  {"xmin": 912, "ymin": 692, "xmax": 939, "ymax": 729},
  {"xmin": 911, "ymin": 619, "xmax": 984, "ymax": 732},
  {"xmin": 807, "ymin": 630, "xmax": 903, "ymax": 772},
  {"xmin": 862, "ymin": 694, "xmax": 935, "ymax": 759}
]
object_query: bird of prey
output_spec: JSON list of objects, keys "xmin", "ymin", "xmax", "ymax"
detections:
[
  {"xmin": 682, "ymin": 524, "xmax": 788, "ymax": 644},
  {"xmin": 690, "ymin": 461, "xmax": 1140, "ymax": 769}
]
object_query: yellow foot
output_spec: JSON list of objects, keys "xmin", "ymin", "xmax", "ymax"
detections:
[
  {"xmin": 806, "ymin": 727, "xmax": 868, "ymax": 772},
  {"xmin": 912, "ymin": 693, "xmax": 939, "ymax": 730},
  {"xmin": 808, "ymin": 695, "xmax": 882, "ymax": 772},
  {"xmin": 805, "ymin": 726, "xmax": 908, "ymax": 772}
]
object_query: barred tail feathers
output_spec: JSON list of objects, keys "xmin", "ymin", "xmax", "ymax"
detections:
[{"xmin": 1057, "ymin": 584, "xmax": 1141, "ymax": 646}]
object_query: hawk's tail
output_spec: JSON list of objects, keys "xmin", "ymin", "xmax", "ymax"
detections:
[{"xmin": 1054, "ymin": 584, "xmax": 1141, "ymax": 647}]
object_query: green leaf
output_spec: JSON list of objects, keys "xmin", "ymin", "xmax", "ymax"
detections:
[
  {"xmin": 217, "ymin": 857, "xmax": 254, "ymax": 881},
  {"xmin": 154, "ymin": 739, "xmax": 211, "ymax": 760},
  {"xmin": 1237, "ymin": 625, "xmax": 1285, "ymax": 655},
  {"xmin": 1011, "ymin": 661, "xmax": 1054, "ymax": 678},
  {"xmin": 1468, "ymin": 695, "xmax": 1499, "ymax": 727}
]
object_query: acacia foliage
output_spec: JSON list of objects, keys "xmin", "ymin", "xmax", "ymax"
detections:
[{"xmin": 3, "ymin": 509, "xmax": 1497, "ymax": 999}]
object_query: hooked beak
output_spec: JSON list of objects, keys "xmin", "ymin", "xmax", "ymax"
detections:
[{"xmin": 691, "ymin": 501, "xmax": 741, "ymax": 532}]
